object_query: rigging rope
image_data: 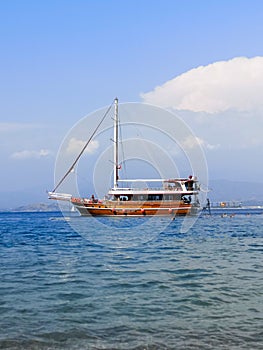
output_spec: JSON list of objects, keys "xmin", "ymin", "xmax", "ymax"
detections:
[{"xmin": 52, "ymin": 99, "xmax": 115, "ymax": 192}]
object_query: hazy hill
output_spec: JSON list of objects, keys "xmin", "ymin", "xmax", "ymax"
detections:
[
  {"xmin": 208, "ymin": 179, "xmax": 263, "ymax": 203},
  {"xmin": 0, "ymin": 202, "xmax": 60, "ymax": 212},
  {"xmin": 0, "ymin": 179, "xmax": 262, "ymax": 211}
]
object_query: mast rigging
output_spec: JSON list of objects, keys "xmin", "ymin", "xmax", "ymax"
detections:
[{"xmin": 52, "ymin": 99, "xmax": 115, "ymax": 192}]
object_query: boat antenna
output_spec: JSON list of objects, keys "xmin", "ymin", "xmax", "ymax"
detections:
[{"xmin": 52, "ymin": 99, "xmax": 115, "ymax": 192}]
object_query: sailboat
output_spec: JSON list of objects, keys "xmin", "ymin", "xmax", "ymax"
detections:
[{"xmin": 48, "ymin": 98, "xmax": 201, "ymax": 216}]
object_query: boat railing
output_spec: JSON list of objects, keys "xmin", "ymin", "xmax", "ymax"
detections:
[{"xmin": 111, "ymin": 186, "xmax": 184, "ymax": 191}]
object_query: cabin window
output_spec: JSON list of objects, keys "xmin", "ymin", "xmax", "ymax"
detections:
[
  {"xmin": 164, "ymin": 194, "xmax": 172, "ymax": 200},
  {"xmin": 147, "ymin": 194, "xmax": 163, "ymax": 201},
  {"xmin": 164, "ymin": 194, "xmax": 180, "ymax": 200},
  {"xmin": 120, "ymin": 196, "xmax": 129, "ymax": 201},
  {"xmin": 133, "ymin": 195, "xmax": 146, "ymax": 201}
]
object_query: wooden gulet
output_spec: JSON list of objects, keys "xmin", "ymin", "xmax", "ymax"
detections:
[{"xmin": 49, "ymin": 98, "xmax": 201, "ymax": 217}]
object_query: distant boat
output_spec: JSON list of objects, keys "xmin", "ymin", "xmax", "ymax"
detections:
[{"xmin": 48, "ymin": 98, "xmax": 201, "ymax": 217}]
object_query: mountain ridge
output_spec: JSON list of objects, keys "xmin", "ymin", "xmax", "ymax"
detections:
[{"xmin": 1, "ymin": 179, "xmax": 262, "ymax": 212}]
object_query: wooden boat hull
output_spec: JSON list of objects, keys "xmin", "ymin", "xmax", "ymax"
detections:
[{"xmin": 71, "ymin": 199, "xmax": 199, "ymax": 216}]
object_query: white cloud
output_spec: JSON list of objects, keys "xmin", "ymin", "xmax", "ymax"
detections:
[
  {"xmin": 66, "ymin": 137, "xmax": 99, "ymax": 155},
  {"xmin": 11, "ymin": 149, "xmax": 51, "ymax": 160},
  {"xmin": 182, "ymin": 135, "xmax": 219, "ymax": 151},
  {"xmin": 141, "ymin": 56, "xmax": 263, "ymax": 113}
]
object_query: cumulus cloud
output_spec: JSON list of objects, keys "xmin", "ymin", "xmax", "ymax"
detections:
[
  {"xmin": 66, "ymin": 137, "xmax": 99, "ymax": 155},
  {"xmin": 141, "ymin": 56, "xmax": 263, "ymax": 113},
  {"xmin": 181, "ymin": 135, "xmax": 219, "ymax": 151},
  {"xmin": 11, "ymin": 149, "xmax": 51, "ymax": 160}
]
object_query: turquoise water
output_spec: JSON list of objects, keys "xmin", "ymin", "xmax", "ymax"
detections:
[{"xmin": 0, "ymin": 211, "xmax": 262, "ymax": 349}]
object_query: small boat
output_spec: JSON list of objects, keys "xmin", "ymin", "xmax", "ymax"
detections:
[{"xmin": 48, "ymin": 98, "xmax": 201, "ymax": 217}]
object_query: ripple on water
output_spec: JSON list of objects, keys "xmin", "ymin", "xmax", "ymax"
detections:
[{"xmin": 0, "ymin": 211, "xmax": 262, "ymax": 349}]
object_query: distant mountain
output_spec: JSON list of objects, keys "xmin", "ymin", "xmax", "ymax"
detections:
[
  {"xmin": 1, "ymin": 179, "xmax": 263, "ymax": 211},
  {"xmin": 0, "ymin": 202, "xmax": 60, "ymax": 212},
  {"xmin": 208, "ymin": 179, "xmax": 263, "ymax": 203},
  {"xmin": 0, "ymin": 187, "xmax": 51, "ymax": 210}
]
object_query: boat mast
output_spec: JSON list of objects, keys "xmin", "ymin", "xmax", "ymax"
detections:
[{"xmin": 113, "ymin": 97, "xmax": 119, "ymax": 189}]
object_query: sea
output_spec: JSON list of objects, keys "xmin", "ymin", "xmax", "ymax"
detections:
[{"xmin": 0, "ymin": 209, "xmax": 262, "ymax": 350}]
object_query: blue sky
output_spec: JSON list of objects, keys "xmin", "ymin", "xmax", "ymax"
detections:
[{"xmin": 1, "ymin": 0, "xmax": 263, "ymax": 207}]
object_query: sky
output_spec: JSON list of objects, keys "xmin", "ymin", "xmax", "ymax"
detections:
[{"xmin": 1, "ymin": 0, "xmax": 263, "ymax": 207}]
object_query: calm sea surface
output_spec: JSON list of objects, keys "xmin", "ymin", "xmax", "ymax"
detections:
[{"xmin": 0, "ymin": 210, "xmax": 262, "ymax": 349}]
